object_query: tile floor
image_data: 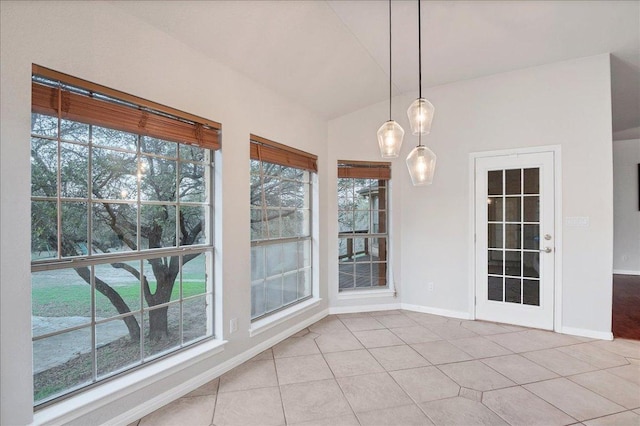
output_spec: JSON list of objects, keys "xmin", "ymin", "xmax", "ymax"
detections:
[{"xmin": 131, "ymin": 310, "xmax": 640, "ymax": 426}]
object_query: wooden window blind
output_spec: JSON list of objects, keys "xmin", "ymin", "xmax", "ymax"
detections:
[
  {"xmin": 31, "ymin": 64, "xmax": 221, "ymax": 150},
  {"xmin": 250, "ymin": 134, "xmax": 317, "ymax": 173},
  {"xmin": 337, "ymin": 160, "xmax": 391, "ymax": 179}
]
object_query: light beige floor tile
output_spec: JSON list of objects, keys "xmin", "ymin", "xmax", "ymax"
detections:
[
  {"xmin": 459, "ymin": 387, "xmax": 482, "ymax": 402},
  {"xmin": 337, "ymin": 312, "xmax": 371, "ymax": 319},
  {"xmin": 522, "ymin": 348, "xmax": 599, "ymax": 376},
  {"xmin": 411, "ymin": 341, "xmax": 474, "ymax": 365},
  {"xmin": 280, "ymin": 379, "xmax": 353, "ymax": 424},
  {"xmin": 324, "ymin": 349, "xmax": 385, "ymax": 377},
  {"xmin": 389, "ymin": 366, "xmax": 460, "ymax": 403},
  {"xmin": 390, "ymin": 326, "xmax": 442, "ymax": 344},
  {"xmin": 438, "ymin": 360, "xmax": 515, "ymax": 391},
  {"xmin": 403, "ymin": 312, "xmax": 450, "ymax": 325},
  {"xmin": 449, "ymin": 336, "xmax": 513, "ymax": 359},
  {"xmin": 524, "ymin": 378, "xmax": 625, "ymax": 421},
  {"xmin": 369, "ymin": 345, "xmax": 431, "ymax": 371},
  {"xmin": 314, "ymin": 331, "xmax": 364, "ymax": 353},
  {"xmin": 420, "ymin": 396, "xmax": 508, "ymax": 425},
  {"xmin": 289, "ymin": 413, "xmax": 360, "ymax": 426},
  {"xmin": 523, "ymin": 330, "xmax": 582, "ymax": 348},
  {"xmin": 275, "ymin": 354, "xmax": 333, "ymax": 385},
  {"xmin": 272, "ymin": 336, "xmax": 320, "ymax": 358},
  {"xmin": 185, "ymin": 378, "xmax": 219, "ymax": 398},
  {"xmin": 337, "ymin": 372, "xmax": 413, "ymax": 413},
  {"xmin": 140, "ymin": 395, "xmax": 215, "ymax": 426},
  {"xmin": 460, "ymin": 321, "xmax": 517, "ymax": 336},
  {"xmin": 375, "ymin": 314, "xmax": 419, "ymax": 328},
  {"xmin": 481, "ymin": 354, "xmax": 558, "ymax": 384},
  {"xmin": 127, "ymin": 421, "xmax": 140, "ymax": 426},
  {"xmin": 341, "ymin": 316, "xmax": 385, "ymax": 332},
  {"xmin": 569, "ymin": 370, "xmax": 640, "ymax": 409},
  {"xmin": 583, "ymin": 411, "xmax": 640, "ymax": 426},
  {"xmin": 291, "ymin": 328, "xmax": 315, "ymax": 338},
  {"xmin": 368, "ymin": 309, "xmax": 405, "ymax": 317},
  {"xmin": 423, "ymin": 322, "xmax": 479, "ymax": 340},
  {"xmin": 357, "ymin": 404, "xmax": 434, "ymax": 425},
  {"xmin": 557, "ymin": 343, "xmax": 630, "ymax": 368},
  {"xmin": 485, "ymin": 330, "xmax": 578, "ymax": 353},
  {"xmin": 483, "ymin": 386, "xmax": 576, "ymax": 426},
  {"xmin": 309, "ymin": 317, "xmax": 349, "ymax": 334},
  {"xmin": 353, "ymin": 329, "xmax": 405, "ymax": 348},
  {"xmin": 219, "ymin": 359, "xmax": 278, "ymax": 393},
  {"xmin": 607, "ymin": 363, "xmax": 640, "ymax": 386},
  {"xmin": 592, "ymin": 339, "xmax": 640, "ymax": 360},
  {"xmin": 213, "ymin": 387, "xmax": 285, "ymax": 426},
  {"xmin": 636, "ymin": 409, "xmax": 640, "ymax": 415},
  {"xmin": 250, "ymin": 348, "xmax": 274, "ymax": 361}
]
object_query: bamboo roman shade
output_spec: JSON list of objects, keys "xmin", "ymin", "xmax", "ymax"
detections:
[
  {"xmin": 250, "ymin": 134, "xmax": 318, "ymax": 173},
  {"xmin": 31, "ymin": 65, "xmax": 221, "ymax": 150},
  {"xmin": 337, "ymin": 160, "xmax": 391, "ymax": 179}
]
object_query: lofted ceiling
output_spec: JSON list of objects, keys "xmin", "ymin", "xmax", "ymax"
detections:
[{"xmin": 112, "ymin": 0, "xmax": 639, "ymax": 134}]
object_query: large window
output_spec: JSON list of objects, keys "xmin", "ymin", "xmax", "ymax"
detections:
[
  {"xmin": 250, "ymin": 135, "xmax": 316, "ymax": 320},
  {"xmin": 338, "ymin": 161, "xmax": 390, "ymax": 291},
  {"xmin": 30, "ymin": 66, "xmax": 220, "ymax": 406}
]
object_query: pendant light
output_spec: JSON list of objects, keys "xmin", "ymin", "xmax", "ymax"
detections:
[
  {"xmin": 377, "ymin": 0, "xmax": 404, "ymax": 158},
  {"xmin": 406, "ymin": 0, "xmax": 436, "ymax": 185}
]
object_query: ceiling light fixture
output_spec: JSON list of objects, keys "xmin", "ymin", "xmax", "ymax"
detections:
[
  {"xmin": 406, "ymin": 0, "xmax": 436, "ymax": 185},
  {"xmin": 377, "ymin": 0, "xmax": 404, "ymax": 158}
]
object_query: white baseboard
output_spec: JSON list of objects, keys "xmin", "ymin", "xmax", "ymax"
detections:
[
  {"xmin": 613, "ymin": 269, "xmax": 640, "ymax": 276},
  {"xmin": 108, "ymin": 308, "xmax": 328, "ymax": 426},
  {"xmin": 328, "ymin": 303, "xmax": 401, "ymax": 315},
  {"xmin": 401, "ymin": 303, "xmax": 472, "ymax": 320},
  {"xmin": 561, "ymin": 326, "xmax": 613, "ymax": 341}
]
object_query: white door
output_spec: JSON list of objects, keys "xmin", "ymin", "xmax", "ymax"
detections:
[{"xmin": 475, "ymin": 152, "xmax": 555, "ymax": 330}]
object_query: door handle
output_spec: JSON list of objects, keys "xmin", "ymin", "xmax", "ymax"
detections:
[{"xmin": 540, "ymin": 247, "xmax": 553, "ymax": 253}]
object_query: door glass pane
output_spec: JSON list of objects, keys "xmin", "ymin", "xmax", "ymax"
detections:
[
  {"xmin": 488, "ymin": 224, "xmax": 503, "ymax": 248},
  {"xmin": 504, "ymin": 251, "xmax": 521, "ymax": 276},
  {"xmin": 488, "ymin": 276, "xmax": 503, "ymax": 301},
  {"xmin": 505, "ymin": 169, "xmax": 521, "ymax": 195},
  {"xmin": 523, "ymin": 252, "xmax": 540, "ymax": 278},
  {"xmin": 505, "ymin": 224, "xmax": 521, "ymax": 249},
  {"xmin": 488, "ymin": 171, "xmax": 503, "ymax": 195},
  {"xmin": 523, "ymin": 279, "xmax": 540, "ymax": 306},
  {"xmin": 523, "ymin": 168, "xmax": 539, "ymax": 194},
  {"xmin": 504, "ymin": 197, "xmax": 521, "ymax": 222},
  {"xmin": 523, "ymin": 196, "xmax": 539, "ymax": 222},
  {"xmin": 505, "ymin": 278, "xmax": 521, "ymax": 303},
  {"xmin": 488, "ymin": 250, "xmax": 503, "ymax": 275},
  {"xmin": 523, "ymin": 224, "xmax": 540, "ymax": 249},
  {"xmin": 488, "ymin": 197, "xmax": 503, "ymax": 221}
]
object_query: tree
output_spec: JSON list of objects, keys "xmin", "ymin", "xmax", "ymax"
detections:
[{"xmin": 31, "ymin": 114, "xmax": 207, "ymax": 342}]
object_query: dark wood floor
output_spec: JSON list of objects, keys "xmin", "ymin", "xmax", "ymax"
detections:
[{"xmin": 612, "ymin": 274, "xmax": 640, "ymax": 340}]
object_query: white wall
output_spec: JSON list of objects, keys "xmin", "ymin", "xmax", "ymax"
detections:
[
  {"xmin": 329, "ymin": 54, "xmax": 614, "ymax": 335},
  {"xmin": 613, "ymin": 139, "xmax": 640, "ymax": 274},
  {"xmin": 0, "ymin": 2, "xmax": 329, "ymax": 425}
]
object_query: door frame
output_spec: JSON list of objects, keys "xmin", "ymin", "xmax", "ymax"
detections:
[{"xmin": 468, "ymin": 145, "xmax": 563, "ymax": 332}]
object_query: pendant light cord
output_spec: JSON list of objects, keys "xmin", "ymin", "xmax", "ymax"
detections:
[
  {"xmin": 418, "ymin": 0, "xmax": 422, "ymax": 99},
  {"xmin": 388, "ymin": 0, "xmax": 392, "ymax": 121}
]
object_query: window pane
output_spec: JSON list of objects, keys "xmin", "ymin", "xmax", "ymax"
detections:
[
  {"xmin": 183, "ymin": 252, "xmax": 207, "ymax": 296},
  {"xmin": 32, "ymin": 200, "xmax": 58, "ymax": 260},
  {"xmin": 488, "ymin": 250, "xmax": 503, "ymax": 275},
  {"xmin": 355, "ymin": 262, "xmax": 373, "ymax": 288},
  {"xmin": 488, "ymin": 223, "xmax": 503, "ymax": 248},
  {"xmin": 92, "ymin": 203, "xmax": 137, "ymax": 253},
  {"xmin": 283, "ymin": 273, "xmax": 298, "ymax": 305},
  {"xmin": 488, "ymin": 276, "xmax": 503, "ymax": 301},
  {"xmin": 504, "ymin": 251, "xmax": 521, "ymax": 276},
  {"xmin": 504, "ymin": 197, "xmax": 521, "ymax": 222},
  {"xmin": 523, "ymin": 224, "xmax": 540, "ymax": 249},
  {"xmin": 488, "ymin": 171, "xmax": 502, "ymax": 195},
  {"xmin": 338, "ymin": 210, "xmax": 355, "ymax": 233},
  {"xmin": 282, "ymin": 242, "xmax": 298, "ymax": 273},
  {"xmin": 180, "ymin": 144, "xmax": 206, "ymax": 163},
  {"xmin": 60, "ymin": 143, "xmax": 89, "ymax": 198},
  {"xmin": 265, "ymin": 277, "xmax": 282, "ymax": 312},
  {"xmin": 141, "ymin": 136, "xmax": 177, "ymax": 158},
  {"xmin": 92, "ymin": 148, "xmax": 137, "ymax": 200},
  {"xmin": 61, "ymin": 202, "xmax": 88, "ymax": 256},
  {"xmin": 354, "ymin": 210, "xmax": 370, "ymax": 233},
  {"xmin": 250, "ymin": 208, "xmax": 264, "ymax": 240},
  {"xmin": 266, "ymin": 244, "xmax": 283, "ymax": 276},
  {"xmin": 92, "ymin": 126, "xmax": 137, "ymax": 151},
  {"xmin": 487, "ymin": 197, "xmax": 503, "ymax": 222},
  {"xmin": 523, "ymin": 252, "xmax": 540, "ymax": 278},
  {"xmin": 505, "ymin": 278, "xmax": 522, "ymax": 303},
  {"xmin": 60, "ymin": 119, "xmax": 89, "ymax": 143},
  {"xmin": 31, "ymin": 138, "xmax": 58, "ymax": 197},
  {"xmin": 523, "ymin": 168, "xmax": 539, "ymax": 194},
  {"xmin": 505, "ymin": 224, "xmax": 521, "ymax": 249},
  {"xmin": 96, "ymin": 316, "xmax": 140, "ymax": 378},
  {"xmin": 505, "ymin": 169, "xmax": 521, "ymax": 195},
  {"xmin": 32, "ymin": 269, "xmax": 91, "ymax": 338},
  {"xmin": 180, "ymin": 162, "xmax": 206, "ymax": 203},
  {"xmin": 523, "ymin": 197, "xmax": 539, "ymax": 222},
  {"xmin": 373, "ymin": 262, "xmax": 387, "ymax": 287},
  {"xmin": 183, "ymin": 295, "xmax": 208, "ymax": 344},
  {"xmin": 252, "ymin": 246, "xmax": 265, "ymax": 281},
  {"xmin": 339, "ymin": 263, "xmax": 355, "ymax": 290},
  {"xmin": 143, "ymin": 304, "xmax": 181, "ymax": 360},
  {"xmin": 252, "ymin": 282, "xmax": 266, "ymax": 318},
  {"xmin": 33, "ymin": 327, "xmax": 93, "ymax": 404},
  {"xmin": 523, "ymin": 280, "xmax": 540, "ymax": 306},
  {"xmin": 180, "ymin": 205, "xmax": 208, "ymax": 246},
  {"xmin": 140, "ymin": 204, "xmax": 177, "ymax": 249},
  {"xmin": 144, "ymin": 256, "xmax": 182, "ymax": 307},
  {"xmin": 140, "ymin": 156, "xmax": 177, "ymax": 202},
  {"xmin": 31, "ymin": 113, "xmax": 58, "ymax": 138},
  {"xmin": 94, "ymin": 260, "xmax": 141, "ymax": 318},
  {"xmin": 298, "ymin": 268, "xmax": 312, "ymax": 299}
]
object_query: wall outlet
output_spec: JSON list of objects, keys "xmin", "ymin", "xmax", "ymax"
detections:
[
  {"xmin": 427, "ymin": 282, "xmax": 434, "ymax": 292},
  {"xmin": 229, "ymin": 318, "xmax": 238, "ymax": 334}
]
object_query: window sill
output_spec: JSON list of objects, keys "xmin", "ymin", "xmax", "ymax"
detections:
[
  {"xmin": 337, "ymin": 288, "xmax": 395, "ymax": 300},
  {"xmin": 34, "ymin": 338, "xmax": 227, "ymax": 426},
  {"xmin": 250, "ymin": 298, "xmax": 322, "ymax": 337}
]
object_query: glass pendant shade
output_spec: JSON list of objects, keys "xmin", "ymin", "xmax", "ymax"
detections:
[
  {"xmin": 407, "ymin": 97, "xmax": 435, "ymax": 135},
  {"xmin": 406, "ymin": 145, "xmax": 436, "ymax": 185},
  {"xmin": 377, "ymin": 120, "xmax": 405, "ymax": 158}
]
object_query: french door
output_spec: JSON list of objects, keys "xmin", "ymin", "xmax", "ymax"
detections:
[{"xmin": 475, "ymin": 152, "xmax": 555, "ymax": 330}]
